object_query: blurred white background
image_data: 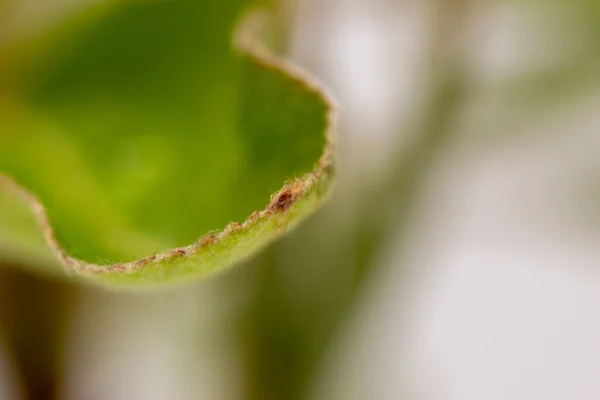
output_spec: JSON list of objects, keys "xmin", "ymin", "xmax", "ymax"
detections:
[{"xmin": 290, "ymin": 0, "xmax": 600, "ymax": 399}]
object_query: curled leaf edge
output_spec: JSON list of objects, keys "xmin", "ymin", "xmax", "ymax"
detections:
[{"xmin": 0, "ymin": 7, "xmax": 338, "ymax": 279}]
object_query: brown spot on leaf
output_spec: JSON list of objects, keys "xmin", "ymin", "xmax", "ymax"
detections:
[
  {"xmin": 171, "ymin": 249, "xmax": 186, "ymax": 257},
  {"xmin": 272, "ymin": 190, "xmax": 294, "ymax": 212},
  {"xmin": 135, "ymin": 254, "xmax": 156, "ymax": 267},
  {"xmin": 199, "ymin": 234, "xmax": 216, "ymax": 247},
  {"xmin": 270, "ymin": 179, "xmax": 305, "ymax": 213}
]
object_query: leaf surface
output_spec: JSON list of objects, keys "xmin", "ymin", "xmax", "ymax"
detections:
[{"xmin": 0, "ymin": 1, "xmax": 336, "ymax": 287}]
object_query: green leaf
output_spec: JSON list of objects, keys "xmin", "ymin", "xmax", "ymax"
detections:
[{"xmin": 0, "ymin": 1, "xmax": 336, "ymax": 288}]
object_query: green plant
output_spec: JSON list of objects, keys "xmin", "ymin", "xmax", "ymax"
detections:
[
  {"xmin": 0, "ymin": 1, "xmax": 335, "ymax": 287},
  {"xmin": 1, "ymin": 1, "xmax": 470, "ymax": 398},
  {"xmin": 2, "ymin": 0, "xmax": 598, "ymax": 399}
]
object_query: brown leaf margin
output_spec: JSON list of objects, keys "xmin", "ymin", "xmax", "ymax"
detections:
[{"xmin": 0, "ymin": 7, "xmax": 338, "ymax": 279}]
